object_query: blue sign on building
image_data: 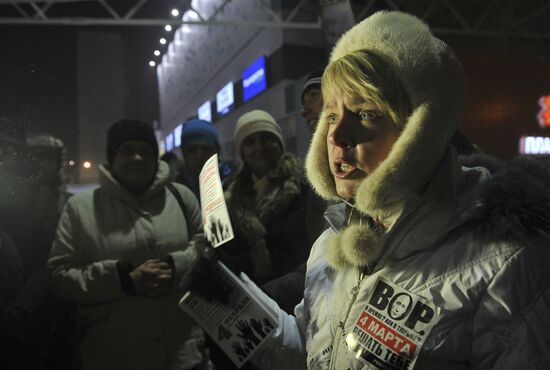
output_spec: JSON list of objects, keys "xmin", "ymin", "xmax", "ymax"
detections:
[{"xmin": 242, "ymin": 56, "xmax": 267, "ymax": 102}]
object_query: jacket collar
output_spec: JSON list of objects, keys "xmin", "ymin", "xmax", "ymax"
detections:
[
  {"xmin": 98, "ymin": 160, "xmax": 170, "ymax": 205},
  {"xmin": 227, "ymin": 153, "xmax": 305, "ymax": 224},
  {"xmin": 324, "ymin": 148, "xmax": 479, "ymax": 271}
]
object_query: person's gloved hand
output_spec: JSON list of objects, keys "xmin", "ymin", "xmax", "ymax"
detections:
[{"xmin": 180, "ymin": 236, "xmax": 234, "ymax": 304}]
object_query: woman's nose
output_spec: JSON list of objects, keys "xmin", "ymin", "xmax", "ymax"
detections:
[{"xmin": 328, "ymin": 110, "xmax": 356, "ymax": 149}]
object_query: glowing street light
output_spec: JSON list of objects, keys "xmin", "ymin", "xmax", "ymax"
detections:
[
  {"xmin": 149, "ymin": 61, "xmax": 156, "ymax": 67},
  {"xmin": 154, "ymin": 50, "xmax": 161, "ymax": 56},
  {"xmin": 165, "ymin": 25, "xmax": 172, "ymax": 32},
  {"xmin": 171, "ymin": 8, "xmax": 179, "ymax": 17},
  {"xmin": 83, "ymin": 161, "xmax": 92, "ymax": 169},
  {"xmin": 160, "ymin": 38, "xmax": 167, "ymax": 45}
]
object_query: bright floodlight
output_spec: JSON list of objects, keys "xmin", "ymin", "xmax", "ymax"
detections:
[
  {"xmin": 149, "ymin": 61, "xmax": 156, "ymax": 67},
  {"xmin": 83, "ymin": 161, "xmax": 92, "ymax": 169},
  {"xmin": 186, "ymin": 10, "xmax": 199, "ymax": 19},
  {"xmin": 160, "ymin": 38, "xmax": 167, "ymax": 45},
  {"xmin": 171, "ymin": 8, "xmax": 179, "ymax": 17},
  {"xmin": 165, "ymin": 25, "xmax": 172, "ymax": 32},
  {"xmin": 154, "ymin": 50, "xmax": 161, "ymax": 56}
]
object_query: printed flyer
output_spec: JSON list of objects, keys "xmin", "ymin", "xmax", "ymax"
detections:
[
  {"xmin": 180, "ymin": 154, "xmax": 276, "ymax": 368},
  {"xmin": 198, "ymin": 153, "xmax": 234, "ymax": 247},
  {"xmin": 346, "ymin": 278, "xmax": 440, "ymax": 370},
  {"xmin": 179, "ymin": 262, "xmax": 277, "ymax": 368}
]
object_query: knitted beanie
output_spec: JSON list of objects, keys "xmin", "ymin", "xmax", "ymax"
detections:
[
  {"xmin": 180, "ymin": 119, "xmax": 219, "ymax": 152},
  {"xmin": 234, "ymin": 110, "xmax": 284, "ymax": 156},
  {"xmin": 106, "ymin": 119, "xmax": 159, "ymax": 164},
  {"xmin": 301, "ymin": 68, "xmax": 324, "ymax": 103}
]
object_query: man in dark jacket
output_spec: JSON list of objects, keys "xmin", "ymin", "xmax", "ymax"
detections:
[{"xmin": 0, "ymin": 117, "xmax": 74, "ymax": 370}]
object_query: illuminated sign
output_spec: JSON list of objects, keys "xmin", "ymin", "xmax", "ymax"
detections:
[
  {"xmin": 166, "ymin": 133, "xmax": 174, "ymax": 152},
  {"xmin": 173, "ymin": 124, "xmax": 183, "ymax": 148},
  {"xmin": 216, "ymin": 81, "xmax": 234, "ymax": 116},
  {"xmin": 242, "ymin": 56, "xmax": 267, "ymax": 102},
  {"xmin": 519, "ymin": 136, "xmax": 550, "ymax": 155},
  {"xmin": 538, "ymin": 95, "xmax": 550, "ymax": 128},
  {"xmin": 198, "ymin": 101, "xmax": 212, "ymax": 122}
]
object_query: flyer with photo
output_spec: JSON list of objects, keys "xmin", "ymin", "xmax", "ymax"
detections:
[
  {"xmin": 346, "ymin": 278, "xmax": 440, "ymax": 370},
  {"xmin": 198, "ymin": 153, "xmax": 234, "ymax": 247},
  {"xmin": 179, "ymin": 262, "xmax": 277, "ymax": 368}
]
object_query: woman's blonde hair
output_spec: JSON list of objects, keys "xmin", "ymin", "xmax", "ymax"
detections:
[{"xmin": 322, "ymin": 49, "xmax": 411, "ymax": 128}]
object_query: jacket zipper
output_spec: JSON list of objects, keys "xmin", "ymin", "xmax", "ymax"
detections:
[{"xmin": 329, "ymin": 271, "xmax": 366, "ymax": 370}]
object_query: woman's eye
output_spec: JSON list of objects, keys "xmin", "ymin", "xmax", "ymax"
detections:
[
  {"xmin": 327, "ymin": 114, "xmax": 338, "ymax": 125},
  {"xmin": 359, "ymin": 110, "xmax": 379, "ymax": 121}
]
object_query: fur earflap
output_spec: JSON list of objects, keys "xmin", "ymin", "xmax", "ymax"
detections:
[
  {"xmin": 305, "ymin": 109, "xmax": 339, "ymax": 200},
  {"xmin": 325, "ymin": 223, "xmax": 383, "ymax": 270}
]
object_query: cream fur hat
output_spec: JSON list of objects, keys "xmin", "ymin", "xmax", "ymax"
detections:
[
  {"xmin": 304, "ymin": 11, "xmax": 466, "ymax": 270},
  {"xmin": 234, "ymin": 110, "xmax": 284, "ymax": 156},
  {"xmin": 306, "ymin": 10, "xmax": 466, "ymax": 218}
]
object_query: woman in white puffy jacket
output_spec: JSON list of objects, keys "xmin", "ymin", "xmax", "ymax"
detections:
[{"xmin": 247, "ymin": 11, "xmax": 550, "ymax": 370}]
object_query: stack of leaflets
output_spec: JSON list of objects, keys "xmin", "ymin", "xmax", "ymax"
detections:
[{"xmin": 179, "ymin": 154, "xmax": 277, "ymax": 368}]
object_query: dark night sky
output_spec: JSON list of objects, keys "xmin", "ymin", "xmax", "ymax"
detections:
[{"xmin": 0, "ymin": 26, "xmax": 78, "ymax": 160}]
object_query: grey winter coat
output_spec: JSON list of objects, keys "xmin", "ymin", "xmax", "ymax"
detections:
[{"xmin": 48, "ymin": 161, "xmax": 207, "ymax": 370}]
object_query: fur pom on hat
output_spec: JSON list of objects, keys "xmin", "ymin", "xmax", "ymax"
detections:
[
  {"xmin": 234, "ymin": 110, "xmax": 284, "ymax": 156},
  {"xmin": 325, "ymin": 223, "xmax": 383, "ymax": 270}
]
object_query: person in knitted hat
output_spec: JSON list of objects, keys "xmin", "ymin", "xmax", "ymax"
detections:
[
  {"xmin": 48, "ymin": 118, "xmax": 211, "ymax": 370},
  {"xmin": 301, "ymin": 68, "xmax": 324, "ymax": 132},
  {"xmin": 223, "ymin": 109, "xmax": 325, "ymax": 311},
  {"xmin": 27, "ymin": 134, "xmax": 72, "ymax": 212},
  {"xmin": 104, "ymin": 119, "xmax": 159, "ymax": 194},
  {"xmin": 176, "ymin": 118, "xmax": 232, "ymax": 200},
  {"xmin": 233, "ymin": 11, "xmax": 550, "ymax": 369},
  {"xmin": 0, "ymin": 116, "xmax": 70, "ymax": 369}
]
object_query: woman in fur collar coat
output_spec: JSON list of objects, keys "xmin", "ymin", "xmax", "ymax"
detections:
[
  {"xmin": 224, "ymin": 110, "xmax": 324, "ymax": 313},
  {"xmin": 245, "ymin": 11, "xmax": 550, "ymax": 370}
]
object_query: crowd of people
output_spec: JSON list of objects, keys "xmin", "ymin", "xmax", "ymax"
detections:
[
  {"xmin": 1, "ymin": 9, "xmax": 550, "ymax": 370},
  {"xmin": 0, "ymin": 56, "xmax": 327, "ymax": 370}
]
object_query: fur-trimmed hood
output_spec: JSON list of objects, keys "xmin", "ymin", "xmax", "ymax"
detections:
[
  {"xmin": 304, "ymin": 11, "xmax": 467, "ymax": 269},
  {"xmin": 306, "ymin": 11, "xmax": 466, "ymax": 217},
  {"xmin": 225, "ymin": 153, "xmax": 307, "ymax": 278}
]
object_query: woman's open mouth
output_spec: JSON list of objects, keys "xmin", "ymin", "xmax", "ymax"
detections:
[{"xmin": 333, "ymin": 160, "xmax": 360, "ymax": 179}]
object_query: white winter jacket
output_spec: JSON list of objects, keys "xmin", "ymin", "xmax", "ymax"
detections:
[
  {"xmin": 250, "ymin": 154, "xmax": 550, "ymax": 370},
  {"xmin": 48, "ymin": 161, "xmax": 207, "ymax": 370},
  {"xmin": 249, "ymin": 11, "xmax": 550, "ymax": 370}
]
